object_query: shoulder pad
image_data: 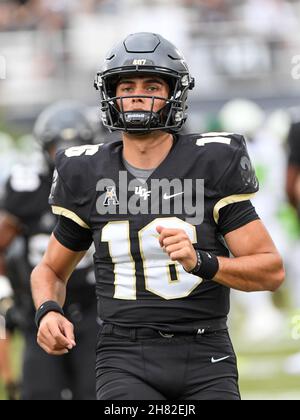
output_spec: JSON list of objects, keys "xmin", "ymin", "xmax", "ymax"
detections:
[
  {"xmin": 55, "ymin": 143, "xmax": 104, "ymax": 189},
  {"xmin": 193, "ymin": 132, "xmax": 259, "ymax": 198},
  {"xmin": 64, "ymin": 144, "xmax": 104, "ymax": 158},
  {"xmin": 196, "ymin": 132, "xmax": 243, "ymax": 147},
  {"xmin": 185, "ymin": 132, "xmax": 247, "ymax": 175}
]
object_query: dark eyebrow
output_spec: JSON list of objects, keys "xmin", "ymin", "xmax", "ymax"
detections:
[
  {"xmin": 119, "ymin": 78, "xmax": 164, "ymax": 85},
  {"xmin": 144, "ymin": 79, "xmax": 164, "ymax": 85},
  {"xmin": 118, "ymin": 80, "xmax": 135, "ymax": 85}
]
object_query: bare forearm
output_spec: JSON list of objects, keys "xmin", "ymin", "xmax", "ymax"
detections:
[
  {"xmin": 31, "ymin": 263, "xmax": 67, "ymax": 309},
  {"xmin": 31, "ymin": 235, "xmax": 87, "ymax": 310},
  {"xmin": 214, "ymin": 253, "xmax": 285, "ymax": 293}
]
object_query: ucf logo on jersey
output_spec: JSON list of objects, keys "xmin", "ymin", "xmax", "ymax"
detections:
[{"xmin": 135, "ymin": 186, "xmax": 151, "ymax": 201}]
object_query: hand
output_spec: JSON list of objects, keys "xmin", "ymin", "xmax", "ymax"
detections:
[
  {"xmin": 156, "ymin": 226, "xmax": 198, "ymax": 272},
  {"xmin": 37, "ymin": 312, "xmax": 76, "ymax": 356}
]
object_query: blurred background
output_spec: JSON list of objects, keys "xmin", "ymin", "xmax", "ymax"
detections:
[{"xmin": 1, "ymin": 0, "xmax": 300, "ymax": 400}]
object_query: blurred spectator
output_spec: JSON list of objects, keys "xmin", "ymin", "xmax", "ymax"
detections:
[
  {"xmin": 0, "ymin": 0, "xmax": 40, "ymax": 31},
  {"xmin": 182, "ymin": 0, "xmax": 235, "ymax": 22},
  {"xmin": 241, "ymin": 0, "xmax": 299, "ymax": 40},
  {"xmin": 0, "ymin": 0, "xmax": 78, "ymax": 32},
  {"xmin": 1, "ymin": 0, "xmax": 300, "ymax": 117},
  {"xmin": 78, "ymin": 0, "xmax": 119, "ymax": 14},
  {"xmin": 0, "ymin": 1, "xmax": 13, "ymax": 30}
]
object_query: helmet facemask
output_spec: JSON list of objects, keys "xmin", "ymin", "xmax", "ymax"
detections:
[{"xmin": 96, "ymin": 69, "xmax": 194, "ymax": 134}]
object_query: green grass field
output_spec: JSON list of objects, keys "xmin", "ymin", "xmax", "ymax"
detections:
[
  {"xmin": 237, "ymin": 340, "xmax": 300, "ymax": 400},
  {"xmin": 1, "ymin": 333, "xmax": 299, "ymax": 400}
]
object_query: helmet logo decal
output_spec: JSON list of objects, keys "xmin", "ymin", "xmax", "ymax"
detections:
[{"xmin": 132, "ymin": 59, "xmax": 147, "ymax": 65}]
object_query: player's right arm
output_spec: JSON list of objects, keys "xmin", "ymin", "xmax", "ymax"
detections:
[
  {"xmin": 31, "ymin": 234, "xmax": 87, "ymax": 355},
  {"xmin": 32, "ymin": 149, "xmax": 94, "ymax": 356}
]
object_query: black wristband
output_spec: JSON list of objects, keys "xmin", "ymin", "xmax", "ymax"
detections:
[
  {"xmin": 187, "ymin": 250, "xmax": 219, "ymax": 280},
  {"xmin": 35, "ymin": 301, "xmax": 64, "ymax": 329}
]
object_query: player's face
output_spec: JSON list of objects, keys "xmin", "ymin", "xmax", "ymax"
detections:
[{"xmin": 116, "ymin": 76, "xmax": 170, "ymax": 113}]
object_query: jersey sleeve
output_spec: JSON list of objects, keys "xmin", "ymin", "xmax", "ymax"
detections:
[
  {"xmin": 218, "ymin": 200, "xmax": 260, "ymax": 236},
  {"xmin": 53, "ymin": 216, "xmax": 93, "ymax": 252},
  {"xmin": 49, "ymin": 150, "xmax": 92, "ymax": 230},
  {"xmin": 211, "ymin": 134, "xmax": 260, "ymax": 232}
]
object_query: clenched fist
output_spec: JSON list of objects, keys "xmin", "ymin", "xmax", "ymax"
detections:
[
  {"xmin": 156, "ymin": 226, "xmax": 198, "ymax": 272},
  {"xmin": 37, "ymin": 312, "xmax": 76, "ymax": 356}
]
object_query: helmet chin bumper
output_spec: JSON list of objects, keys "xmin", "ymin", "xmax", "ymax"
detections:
[{"xmin": 118, "ymin": 110, "xmax": 161, "ymax": 133}]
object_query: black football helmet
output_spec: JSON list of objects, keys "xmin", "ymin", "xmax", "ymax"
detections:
[
  {"xmin": 94, "ymin": 32, "xmax": 195, "ymax": 134},
  {"xmin": 33, "ymin": 101, "xmax": 98, "ymax": 164}
]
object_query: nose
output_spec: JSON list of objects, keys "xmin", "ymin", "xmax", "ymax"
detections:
[
  {"xmin": 132, "ymin": 96, "xmax": 144, "ymax": 103},
  {"xmin": 131, "ymin": 87, "xmax": 145, "ymax": 101}
]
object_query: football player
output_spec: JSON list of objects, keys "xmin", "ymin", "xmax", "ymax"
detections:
[
  {"xmin": 0, "ymin": 101, "xmax": 99, "ymax": 400},
  {"xmin": 31, "ymin": 33, "xmax": 285, "ymax": 400}
]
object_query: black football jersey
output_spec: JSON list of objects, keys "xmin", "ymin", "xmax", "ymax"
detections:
[
  {"xmin": 50, "ymin": 133, "xmax": 259, "ymax": 332},
  {"xmin": 2, "ymin": 164, "xmax": 95, "ymax": 309}
]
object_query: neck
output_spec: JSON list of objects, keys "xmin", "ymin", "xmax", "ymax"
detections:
[{"xmin": 122, "ymin": 131, "xmax": 174, "ymax": 170}]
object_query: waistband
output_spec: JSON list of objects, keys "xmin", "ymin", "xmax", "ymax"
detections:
[{"xmin": 99, "ymin": 320, "xmax": 228, "ymax": 340}]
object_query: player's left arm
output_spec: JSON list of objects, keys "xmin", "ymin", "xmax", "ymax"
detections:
[
  {"xmin": 215, "ymin": 219, "xmax": 285, "ymax": 292},
  {"xmin": 209, "ymin": 134, "xmax": 284, "ymax": 292},
  {"xmin": 158, "ymin": 221, "xmax": 284, "ymax": 293},
  {"xmin": 159, "ymin": 134, "xmax": 285, "ymax": 292}
]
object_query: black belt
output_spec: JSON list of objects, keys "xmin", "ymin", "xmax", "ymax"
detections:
[{"xmin": 100, "ymin": 320, "xmax": 227, "ymax": 340}]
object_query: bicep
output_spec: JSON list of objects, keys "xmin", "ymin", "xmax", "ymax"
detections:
[
  {"xmin": 224, "ymin": 220, "xmax": 278, "ymax": 257},
  {"xmin": 42, "ymin": 234, "xmax": 87, "ymax": 283}
]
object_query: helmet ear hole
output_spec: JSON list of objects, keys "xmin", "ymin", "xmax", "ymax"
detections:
[
  {"xmin": 95, "ymin": 32, "xmax": 194, "ymax": 134},
  {"xmin": 105, "ymin": 75, "xmax": 120, "ymax": 97}
]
